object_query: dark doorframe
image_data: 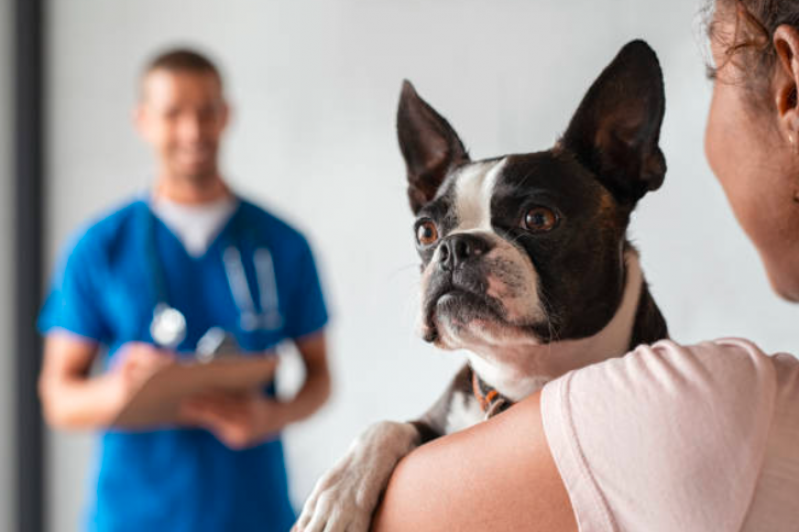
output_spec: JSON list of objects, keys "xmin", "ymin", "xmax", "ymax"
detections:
[{"xmin": 14, "ymin": 0, "xmax": 47, "ymax": 530}]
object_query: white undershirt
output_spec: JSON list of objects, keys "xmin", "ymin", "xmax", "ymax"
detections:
[{"xmin": 150, "ymin": 194, "xmax": 239, "ymax": 257}]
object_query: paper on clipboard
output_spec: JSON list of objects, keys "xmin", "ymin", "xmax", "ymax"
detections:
[{"xmin": 112, "ymin": 355, "xmax": 278, "ymax": 429}]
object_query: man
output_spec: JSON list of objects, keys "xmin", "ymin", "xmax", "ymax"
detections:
[{"xmin": 37, "ymin": 49, "xmax": 331, "ymax": 532}]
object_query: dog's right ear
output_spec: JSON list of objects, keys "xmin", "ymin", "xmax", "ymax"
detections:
[
  {"xmin": 561, "ymin": 40, "xmax": 666, "ymax": 206},
  {"xmin": 397, "ymin": 80, "xmax": 469, "ymax": 215}
]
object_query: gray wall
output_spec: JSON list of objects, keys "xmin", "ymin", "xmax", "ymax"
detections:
[
  {"xmin": 0, "ymin": 0, "xmax": 14, "ymax": 529},
  {"xmin": 45, "ymin": 0, "xmax": 799, "ymax": 530}
]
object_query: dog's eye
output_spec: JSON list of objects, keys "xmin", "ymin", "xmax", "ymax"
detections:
[
  {"xmin": 522, "ymin": 207, "xmax": 558, "ymax": 232},
  {"xmin": 416, "ymin": 220, "xmax": 439, "ymax": 246}
]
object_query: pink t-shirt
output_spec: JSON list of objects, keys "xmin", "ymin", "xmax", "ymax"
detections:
[{"xmin": 541, "ymin": 338, "xmax": 799, "ymax": 532}]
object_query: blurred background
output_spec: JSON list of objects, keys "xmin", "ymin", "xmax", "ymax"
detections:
[{"xmin": 4, "ymin": 0, "xmax": 799, "ymax": 531}]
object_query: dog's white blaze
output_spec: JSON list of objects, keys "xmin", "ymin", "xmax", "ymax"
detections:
[
  {"xmin": 445, "ymin": 391, "xmax": 484, "ymax": 434},
  {"xmin": 451, "ymin": 158, "xmax": 506, "ymax": 233}
]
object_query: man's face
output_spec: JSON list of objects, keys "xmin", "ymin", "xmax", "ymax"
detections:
[{"xmin": 136, "ymin": 69, "xmax": 229, "ymax": 182}]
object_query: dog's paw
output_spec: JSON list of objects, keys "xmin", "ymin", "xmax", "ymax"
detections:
[{"xmin": 295, "ymin": 421, "xmax": 419, "ymax": 532}]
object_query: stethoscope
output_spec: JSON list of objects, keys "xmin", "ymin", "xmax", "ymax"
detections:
[{"xmin": 146, "ymin": 207, "xmax": 284, "ymax": 356}]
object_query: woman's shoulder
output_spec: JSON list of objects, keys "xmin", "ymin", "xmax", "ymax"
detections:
[
  {"xmin": 647, "ymin": 336, "xmax": 796, "ymax": 370},
  {"xmin": 620, "ymin": 337, "xmax": 785, "ymax": 379},
  {"xmin": 541, "ymin": 338, "xmax": 795, "ymax": 532},
  {"xmin": 560, "ymin": 337, "xmax": 793, "ymax": 409},
  {"xmin": 545, "ymin": 337, "xmax": 793, "ymax": 456}
]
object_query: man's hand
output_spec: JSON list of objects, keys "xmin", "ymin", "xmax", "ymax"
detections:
[
  {"xmin": 175, "ymin": 350, "xmax": 285, "ymax": 449},
  {"xmin": 179, "ymin": 331, "xmax": 332, "ymax": 450},
  {"xmin": 178, "ymin": 392, "xmax": 291, "ymax": 450},
  {"xmin": 105, "ymin": 342, "xmax": 175, "ymax": 414},
  {"xmin": 39, "ymin": 334, "xmax": 174, "ymax": 429}
]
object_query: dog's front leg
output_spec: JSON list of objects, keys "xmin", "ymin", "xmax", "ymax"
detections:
[
  {"xmin": 295, "ymin": 420, "xmax": 421, "ymax": 532},
  {"xmin": 295, "ymin": 366, "xmax": 471, "ymax": 532}
]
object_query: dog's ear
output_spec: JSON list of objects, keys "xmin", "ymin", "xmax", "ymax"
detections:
[
  {"xmin": 397, "ymin": 80, "xmax": 469, "ymax": 214},
  {"xmin": 561, "ymin": 40, "xmax": 666, "ymax": 205}
]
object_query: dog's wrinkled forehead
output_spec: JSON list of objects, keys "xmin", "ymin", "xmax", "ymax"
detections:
[{"xmin": 435, "ymin": 158, "xmax": 507, "ymax": 234}]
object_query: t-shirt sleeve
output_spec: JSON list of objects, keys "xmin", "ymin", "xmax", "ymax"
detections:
[
  {"xmin": 38, "ymin": 231, "xmax": 111, "ymax": 343},
  {"xmin": 541, "ymin": 339, "xmax": 777, "ymax": 532},
  {"xmin": 283, "ymin": 237, "xmax": 329, "ymax": 340}
]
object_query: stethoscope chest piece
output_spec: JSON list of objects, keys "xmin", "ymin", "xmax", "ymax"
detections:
[{"xmin": 150, "ymin": 302, "xmax": 187, "ymax": 349}]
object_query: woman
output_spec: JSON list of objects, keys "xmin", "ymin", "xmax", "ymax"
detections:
[{"xmin": 373, "ymin": 1, "xmax": 799, "ymax": 530}]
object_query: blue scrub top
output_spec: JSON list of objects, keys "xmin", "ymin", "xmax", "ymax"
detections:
[{"xmin": 39, "ymin": 196, "xmax": 329, "ymax": 532}]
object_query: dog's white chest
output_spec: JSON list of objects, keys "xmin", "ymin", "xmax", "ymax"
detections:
[{"xmin": 445, "ymin": 391, "xmax": 485, "ymax": 434}]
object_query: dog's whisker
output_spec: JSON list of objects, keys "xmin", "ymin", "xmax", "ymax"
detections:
[{"xmin": 384, "ymin": 262, "xmax": 421, "ymax": 282}]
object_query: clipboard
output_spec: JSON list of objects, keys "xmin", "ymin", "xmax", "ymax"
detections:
[{"xmin": 112, "ymin": 355, "xmax": 278, "ymax": 429}]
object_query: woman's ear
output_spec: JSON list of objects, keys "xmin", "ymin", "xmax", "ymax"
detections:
[{"xmin": 773, "ymin": 25, "xmax": 799, "ymax": 150}]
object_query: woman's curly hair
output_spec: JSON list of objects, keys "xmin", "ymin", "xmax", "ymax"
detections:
[{"xmin": 707, "ymin": 0, "xmax": 799, "ymax": 94}]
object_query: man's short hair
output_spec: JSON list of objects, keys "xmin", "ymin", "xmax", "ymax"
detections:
[{"xmin": 141, "ymin": 48, "xmax": 224, "ymax": 93}]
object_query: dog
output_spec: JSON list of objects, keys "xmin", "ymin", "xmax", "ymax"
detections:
[{"xmin": 296, "ymin": 39, "xmax": 669, "ymax": 532}]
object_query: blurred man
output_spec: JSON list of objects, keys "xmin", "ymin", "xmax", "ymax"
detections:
[{"xmin": 37, "ymin": 48, "xmax": 331, "ymax": 532}]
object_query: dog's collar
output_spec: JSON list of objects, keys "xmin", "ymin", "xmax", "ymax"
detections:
[{"xmin": 471, "ymin": 370, "xmax": 513, "ymax": 419}]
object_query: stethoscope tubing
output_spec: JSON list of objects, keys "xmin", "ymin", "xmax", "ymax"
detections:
[{"xmin": 146, "ymin": 205, "xmax": 283, "ymax": 348}]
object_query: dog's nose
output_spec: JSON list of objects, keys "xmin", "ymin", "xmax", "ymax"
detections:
[{"xmin": 438, "ymin": 234, "xmax": 492, "ymax": 271}]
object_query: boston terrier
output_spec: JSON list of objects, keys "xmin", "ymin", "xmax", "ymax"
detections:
[{"xmin": 296, "ymin": 39, "xmax": 669, "ymax": 532}]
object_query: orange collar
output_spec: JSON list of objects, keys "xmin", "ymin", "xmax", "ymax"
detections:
[{"xmin": 471, "ymin": 371, "xmax": 512, "ymax": 419}]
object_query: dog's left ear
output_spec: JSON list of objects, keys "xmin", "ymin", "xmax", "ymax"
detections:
[
  {"xmin": 561, "ymin": 40, "xmax": 666, "ymax": 205},
  {"xmin": 397, "ymin": 80, "xmax": 470, "ymax": 215}
]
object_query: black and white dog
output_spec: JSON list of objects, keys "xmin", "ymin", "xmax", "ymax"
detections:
[{"xmin": 297, "ymin": 40, "xmax": 669, "ymax": 532}]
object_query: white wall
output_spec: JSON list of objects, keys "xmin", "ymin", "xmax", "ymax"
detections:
[
  {"xmin": 46, "ymin": 0, "xmax": 799, "ymax": 530},
  {"xmin": 0, "ymin": 0, "xmax": 14, "ymax": 529}
]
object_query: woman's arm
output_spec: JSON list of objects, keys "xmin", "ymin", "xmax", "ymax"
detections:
[
  {"xmin": 372, "ymin": 392, "xmax": 577, "ymax": 532},
  {"xmin": 372, "ymin": 339, "xmax": 781, "ymax": 532}
]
